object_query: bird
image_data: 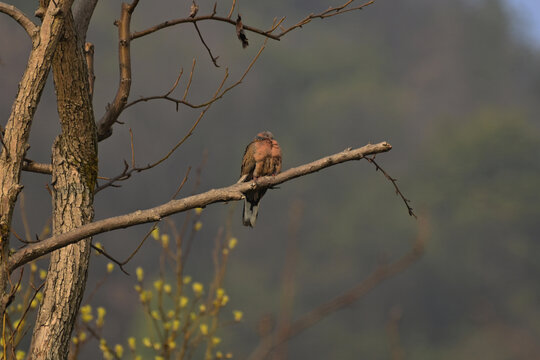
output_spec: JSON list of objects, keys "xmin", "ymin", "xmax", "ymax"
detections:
[
  {"xmin": 238, "ymin": 131, "xmax": 282, "ymax": 227},
  {"xmin": 236, "ymin": 14, "xmax": 249, "ymax": 48}
]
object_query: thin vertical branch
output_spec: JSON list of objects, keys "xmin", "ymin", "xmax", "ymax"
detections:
[
  {"xmin": 227, "ymin": 0, "xmax": 236, "ymax": 19},
  {"xmin": 96, "ymin": 0, "xmax": 139, "ymax": 141}
]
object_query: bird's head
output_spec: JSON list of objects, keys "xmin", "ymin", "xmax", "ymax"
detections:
[{"xmin": 255, "ymin": 131, "xmax": 274, "ymax": 140}]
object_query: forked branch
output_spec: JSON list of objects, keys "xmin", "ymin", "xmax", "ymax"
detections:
[
  {"xmin": 124, "ymin": 40, "xmax": 266, "ymax": 111},
  {"xmin": 130, "ymin": 0, "xmax": 375, "ymax": 41},
  {"xmin": 9, "ymin": 141, "xmax": 393, "ymax": 271}
]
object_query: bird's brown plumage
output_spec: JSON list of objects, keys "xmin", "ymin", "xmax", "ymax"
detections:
[
  {"xmin": 270, "ymin": 139, "xmax": 282, "ymax": 175},
  {"xmin": 239, "ymin": 131, "xmax": 281, "ymax": 227}
]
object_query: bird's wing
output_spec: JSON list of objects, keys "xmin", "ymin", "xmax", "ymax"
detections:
[
  {"xmin": 271, "ymin": 140, "xmax": 282, "ymax": 175},
  {"xmin": 240, "ymin": 140, "xmax": 257, "ymax": 181}
]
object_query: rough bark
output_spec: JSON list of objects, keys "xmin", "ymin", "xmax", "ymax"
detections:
[
  {"xmin": 28, "ymin": 10, "xmax": 97, "ymax": 359},
  {"xmin": 0, "ymin": 0, "xmax": 73, "ymax": 316}
]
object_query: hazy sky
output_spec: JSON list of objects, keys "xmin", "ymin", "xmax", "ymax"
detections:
[{"xmin": 505, "ymin": 0, "xmax": 540, "ymax": 46}]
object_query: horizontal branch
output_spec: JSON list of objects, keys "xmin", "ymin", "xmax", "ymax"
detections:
[
  {"xmin": 131, "ymin": 14, "xmax": 280, "ymax": 41},
  {"xmin": 8, "ymin": 142, "xmax": 392, "ymax": 271},
  {"xmin": 22, "ymin": 160, "xmax": 52, "ymax": 174},
  {"xmin": 0, "ymin": 2, "xmax": 39, "ymax": 39},
  {"xmin": 131, "ymin": 0, "xmax": 375, "ymax": 42}
]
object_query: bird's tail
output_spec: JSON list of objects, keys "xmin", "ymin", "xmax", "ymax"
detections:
[{"xmin": 242, "ymin": 198, "xmax": 259, "ymax": 227}]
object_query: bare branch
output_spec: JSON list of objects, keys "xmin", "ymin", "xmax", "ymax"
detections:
[
  {"xmin": 91, "ymin": 244, "xmax": 129, "ymax": 275},
  {"xmin": 125, "ymin": 40, "xmax": 267, "ymax": 111},
  {"xmin": 97, "ymin": 63, "xmax": 225, "ymax": 193},
  {"xmin": 18, "ymin": 193, "xmax": 32, "ymax": 243},
  {"xmin": 172, "ymin": 166, "xmax": 191, "ymax": 199},
  {"xmin": 130, "ymin": 0, "xmax": 376, "ymax": 42},
  {"xmin": 277, "ymin": 0, "xmax": 376, "ymax": 38},
  {"xmin": 131, "ymin": 14, "xmax": 280, "ymax": 41},
  {"xmin": 0, "ymin": 3, "xmax": 39, "ymax": 39},
  {"xmin": 193, "ymin": 22, "xmax": 220, "ymax": 67},
  {"xmin": 96, "ymin": 1, "xmax": 138, "ymax": 141},
  {"xmin": 96, "ymin": 43, "xmax": 265, "ymax": 190},
  {"xmin": 227, "ymin": 0, "xmax": 236, "ymax": 19},
  {"xmin": 9, "ymin": 142, "xmax": 393, "ymax": 271},
  {"xmin": 22, "ymin": 160, "xmax": 52, "ymax": 175},
  {"xmin": 165, "ymin": 67, "xmax": 184, "ymax": 97},
  {"xmin": 118, "ymin": 224, "xmax": 157, "ymax": 267},
  {"xmin": 183, "ymin": 59, "xmax": 196, "ymax": 101},
  {"xmin": 364, "ymin": 156, "xmax": 416, "ymax": 218},
  {"xmin": 94, "ymin": 161, "xmax": 130, "ymax": 193},
  {"xmin": 8, "ymin": 281, "xmax": 44, "ymax": 345},
  {"xmin": 267, "ymin": 17, "xmax": 286, "ymax": 34}
]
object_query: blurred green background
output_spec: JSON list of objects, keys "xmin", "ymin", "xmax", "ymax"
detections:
[{"xmin": 2, "ymin": 0, "xmax": 540, "ymax": 358}]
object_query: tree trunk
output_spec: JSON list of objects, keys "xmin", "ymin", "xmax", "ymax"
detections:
[
  {"xmin": 28, "ymin": 10, "xmax": 97, "ymax": 359},
  {"xmin": 0, "ymin": 0, "xmax": 75, "ymax": 317}
]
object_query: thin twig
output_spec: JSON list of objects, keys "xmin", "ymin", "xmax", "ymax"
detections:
[
  {"xmin": 266, "ymin": 17, "xmax": 286, "ymax": 34},
  {"xmin": 129, "ymin": 128, "xmax": 135, "ymax": 168},
  {"xmin": 172, "ymin": 167, "xmax": 192, "ymax": 199},
  {"xmin": 125, "ymin": 39, "xmax": 266, "ymax": 112},
  {"xmin": 91, "ymin": 244, "xmax": 129, "ymax": 275},
  {"xmin": 130, "ymin": 0, "xmax": 376, "ymax": 43},
  {"xmin": 118, "ymin": 165, "xmax": 191, "ymax": 266},
  {"xmin": 8, "ymin": 282, "xmax": 44, "ymax": 345},
  {"xmin": 183, "ymin": 59, "xmax": 196, "ymax": 102},
  {"xmin": 94, "ymin": 161, "xmax": 130, "ymax": 193},
  {"xmin": 119, "ymin": 224, "xmax": 157, "ymax": 266},
  {"xmin": 277, "ymin": 0, "xmax": 375, "ymax": 38},
  {"xmin": 193, "ymin": 22, "xmax": 220, "ymax": 67},
  {"xmin": 120, "ymin": 64, "xmax": 233, "ymax": 186},
  {"xmin": 364, "ymin": 156, "xmax": 416, "ymax": 218},
  {"xmin": 18, "ymin": 192, "xmax": 32, "ymax": 243},
  {"xmin": 165, "ymin": 67, "xmax": 184, "ymax": 97},
  {"xmin": 10, "ymin": 228, "xmax": 28, "ymax": 245},
  {"xmin": 227, "ymin": 0, "xmax": 236, "ymax": 19},
  {"xmin": 81, "ymin": 324, "xmax": 121, "ymax": 360}
]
